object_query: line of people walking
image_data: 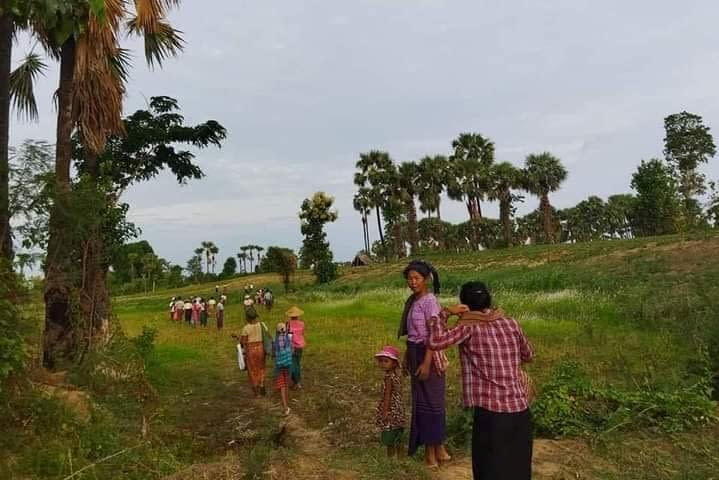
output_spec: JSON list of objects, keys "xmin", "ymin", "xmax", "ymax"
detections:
[
  {"xmin": 170, "ymin": 295, "xmax": 226, "ymax": 329},
  {"xmin": 235, "ymin": 304, "xmax": 306, "ymax": 416}
]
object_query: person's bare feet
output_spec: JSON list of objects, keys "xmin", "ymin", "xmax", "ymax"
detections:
[
  {"xmin": 437, "ymin": 445, "xmax": 452, "ymax": 462},
  {"xmin": 425, "ymin": 446, "xmax": 439, "ymax": 468}
]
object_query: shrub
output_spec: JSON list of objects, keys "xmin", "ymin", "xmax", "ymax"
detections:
[
  {"xmin": 533, "ymin": 359, "xmax": 717, "ymax": 437},
  {"xmin": 0, "ymin": 265, "xmax": 26, "ymax": 391},
  {"xmin": 314, "ymin": 258, "xmax": 338, "ymax": 284}
]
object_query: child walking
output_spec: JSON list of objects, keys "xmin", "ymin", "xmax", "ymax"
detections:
[
  {"xmin": 374, "ymin": 345, "xmax": 406, "ymax": 457},
  {"xmin": 285, "ymin": 306, "xmax": 306, "ymax": 389},
  {"xmin": 273, "ymin": 322, "xmax": 293, "ymax": 415}
]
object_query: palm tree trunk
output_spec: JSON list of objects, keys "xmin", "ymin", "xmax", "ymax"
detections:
[
  {"xmin": 375, "ymin": 205, "xmax": 385, "ymax": 248},
  {"xmin": 361, "ymin": 215, "xmax": 369, "ymax": 252},
  {"xmin": 467, "ymin": 198, "xmax": 481, "ymax": 250},
  {"xmin": 540, "ymin": 193, "xmax": 554, "ymax": 243},
  {"xmin": 0, "ymin": 13, "xmax": 12, "ymax": 263},
  {"xmin": 406, "ymin": 197, "xmax": 419, "ymax": 256},
  {"xmin": 436, "ymin": 197, "xmax": 442, "ymax": 221},
  {"xmin": 43, "ymin": 38, "xmax": 77, "ymax": 369},
  {"xmin": 79, "ymin": 152, "xmax": 112, "ymax": 355},
  {"xmin": 500, "ymin": 191, "xmax": 512, "ymax": 247}
]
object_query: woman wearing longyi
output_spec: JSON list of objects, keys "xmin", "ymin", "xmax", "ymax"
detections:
[
  {"xmin": 397, "ymin": 260, "xmax": 451, "ymax": 469},
  {"xmin": 429, "ymin": 281, "xmax": 534, "ymax": 480}
]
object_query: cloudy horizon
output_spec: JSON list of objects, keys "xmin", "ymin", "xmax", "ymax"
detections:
[{"xmin": 11, "ymin": 0, "xmax": 719, "ymax": 267}]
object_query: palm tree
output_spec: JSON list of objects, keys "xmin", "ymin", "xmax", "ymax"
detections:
[
  {"xmin": 255, "ymin": 246, "xmax": 264, "ymax": 268},
  {"xmin": 447, "ymin": 133, "xmax": 495, "ymax": 249},
  {"xmin": 354, "ymin": 151, "xmax": 395, "ymax": 252},
  {"xmin": 249, "ymin": 245, "xmax": 258, "ymax": 273},
  {"xmin": 398, "ymin": 161, "xmax": 421, "ymax": 255},
  {"xmin": 353, "ymin": 187, "xmax": 372, "ymax": 253},
  {"xmin": 209, "ymin": 244, "xmax": 219, "ymax": 274},
  {"xmin": 417, "ymin": 155, "xmax": 448, "ymax": 221},
  {"xmin": 200, "ymin": 241, "xmax": 214, "ymax": 273},
  {"xmin": 523, "ymin": 152, "xmax": 568, "ymax": 244},
  {"xmin": 487, "ymin": 162, "xmax": 524, "ymax": 247},
  {"xmin": 237, "ymin": 252, "xmax": 248, "ymax": 274},
  {"xmin": 0, "ymin": 0, "xmax": 47, "ymax": 263},
  {"xmin": 38, "ymin": 0, "xmax": 183, "ymax": 368},
  {"xmin": 240, "ymin": 245, "xmax": 250, "ymax": 272}
]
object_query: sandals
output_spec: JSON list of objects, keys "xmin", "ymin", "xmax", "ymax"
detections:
[{"xmin": 284, "ymin": 407, "xmax": 291, "ymax": 416}]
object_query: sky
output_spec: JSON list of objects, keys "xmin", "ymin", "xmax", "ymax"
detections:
[{"xmin": 11, "ymin": 0, "xmax": 719, "ymax": 266}]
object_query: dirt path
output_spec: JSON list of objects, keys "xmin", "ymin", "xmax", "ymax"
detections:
[{"xmin": 435, "ymin": 438, "xmax": 596, "ymax": 480}]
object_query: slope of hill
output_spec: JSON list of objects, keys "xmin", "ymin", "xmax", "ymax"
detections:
[{"xmin": 4, "ymin": 232, "xmax": 718, "ymax": 479}]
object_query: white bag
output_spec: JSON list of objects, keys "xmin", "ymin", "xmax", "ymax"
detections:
[{"xmin": 237, "ymin": 343, "xmax": 246, "ymax": 370}]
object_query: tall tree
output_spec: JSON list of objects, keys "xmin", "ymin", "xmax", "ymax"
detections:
[
  {"xmin": 36, "ymin": 0, "xmax": 184, "ymax": 368},
  {"xmin": 0, "ymin": 0, "xmax": 48, "ymax": 264},
  {"xmin": 605, "ymin": 194, "xmax": 636, "ymax": 239},
  {"xmin": 237, "ymin": 252, "xmax": 247, "ymax": 273},
  {"xmin": 354, "ymin": 150, "xmax": 394, "ymax": 252},
  {"xmin": 630, "ymin": 159, "xmax": 682, "ymax": 236},
  {"xmin": 663, "ymin": 111, "xmax": 716, "ymax": 224},
  {"xmin": 447, "ymin": 133, "xmax": 495, "ymax": 248},
  {"xmin": 209, "ymin": 244, "xmax": 219, "ymax": 274},
  {"xmin": 523, "ymin": 152, "xmax": 568, "ymax": 244},
  {"xmin": 352, "ymin": 187, "xmax": 372, "ymax": 253},
  {"xmin": 298, "ymin": 191, "xmax": 338, "ymax": 283},
  {"xmin": 417, "ymin": 155, "xmax": 447, "ymax": 220},
  {"xmin": 487, "ymin": 162, "xmax": 524, "ymax": 247},
  {"xmin": 398, "ymin": 161, "xmax": 420, "ymax": 255}
]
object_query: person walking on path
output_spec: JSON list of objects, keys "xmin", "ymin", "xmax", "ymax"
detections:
[
  {"xmin": 273, "ymin": 322, "xmax": 294, "ymax": 415},
  {"xmin": 207, "ymin": 296, "xmax": 217, "ymax": 321},
  {"xmin": 183, "ymin": 298, "xmax": 193, "ymax": 325},
  {"xmin": 174, "ymin": 297, "xmax": 184, "ymax": 322},
  {"xmin": 398, "ymin": 260, "xmax": 451, "ymax": 468},
  {"xmin": 191, "ymin": 299, "xmax": 201, "ymax": 327},
  {"xmin": 286, "ymin": 305, "xmax": 306, "ymax": 389},
  {"xmin": 374, "ymin": 345, "xmax": 406, "ymax": 457},
  {"xmin": 264, "ymin": 289, "xmax": 274, "ymax": 311},
  {"xmin": 428, "ymin": 281, "xmax": 534, "ymax": 480},
  {"xmin": 216, "ymin": 299, "xmax": 225, "ymax": 330},
  {"xmin": 239, "ymin": 307, "xmax": 269, "ymax": 397},
  {"xmin": 200, "ymin": 298, "xmax": 208, "ymax": 327}
]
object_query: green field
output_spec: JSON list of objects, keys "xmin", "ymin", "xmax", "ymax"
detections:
[{"xmin": 4, "ymin": 233, "xmax": 719, "ymax": 479}]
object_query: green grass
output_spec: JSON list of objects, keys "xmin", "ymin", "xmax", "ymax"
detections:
[{"xmin": 3, "ymin": 232, "xmax": 719, "ymax": 479}]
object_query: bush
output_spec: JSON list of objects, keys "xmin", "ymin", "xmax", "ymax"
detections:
[
  {"xmin": 533, "ymin": 359, "xmax": 717, "ymax": 437},
  {"xmin": 314, "ymin": 258, "xmax": 338, "ymax": 284},
  {"xmin": 0, "ymin": 265, "xmax": 26, "ymax": 391},
  {"xmin": 131, "ymin": 326, "xmax": 158, "ymax": 360}
]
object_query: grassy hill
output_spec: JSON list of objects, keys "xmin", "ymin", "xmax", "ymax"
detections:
[{"xmin": 3, "ymin": 232, "xmax": 719, "ymax": 479}]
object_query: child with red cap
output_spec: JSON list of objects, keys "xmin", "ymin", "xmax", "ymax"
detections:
[{"xmin": 374, "ymin": 345, "xmax": 406, "ymax": 457}]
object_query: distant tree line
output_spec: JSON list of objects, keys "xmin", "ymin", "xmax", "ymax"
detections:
[{"xmin": 353, "ymin": 111, "xmax": 717, "ymax": 259}]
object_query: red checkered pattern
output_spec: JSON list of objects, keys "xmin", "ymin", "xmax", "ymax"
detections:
[{"xmin": 428, "ymin": 311, "xmax": 533, "ymax": 413}]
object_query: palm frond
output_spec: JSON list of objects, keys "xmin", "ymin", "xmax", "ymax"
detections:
[
  {"xmin": 128, "ymin": 17, "xmax": 184, "ymax": 67},
  {"xmin": 9, "ymin": 53, "xmax": 47, "ymax": 122}
]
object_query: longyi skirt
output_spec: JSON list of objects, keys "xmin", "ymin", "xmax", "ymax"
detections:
[{"xmin": 406, "ymin": 341, "xmax": 446, "ymax": 455}]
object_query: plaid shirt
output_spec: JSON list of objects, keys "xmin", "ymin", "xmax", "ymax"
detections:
[{"xmin": 428, "ymin": 310, "xmax": 533, "ymax": 412}]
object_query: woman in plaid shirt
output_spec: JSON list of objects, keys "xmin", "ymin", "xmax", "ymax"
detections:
[{"xmin": 428, "ymin": 281, "xmax": 533, "ymax": 480}]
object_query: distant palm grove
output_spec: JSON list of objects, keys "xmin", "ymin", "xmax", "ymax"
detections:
[{"xmin": 352, "ymin": 112, "xmax": 719, "ymax": 259}]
